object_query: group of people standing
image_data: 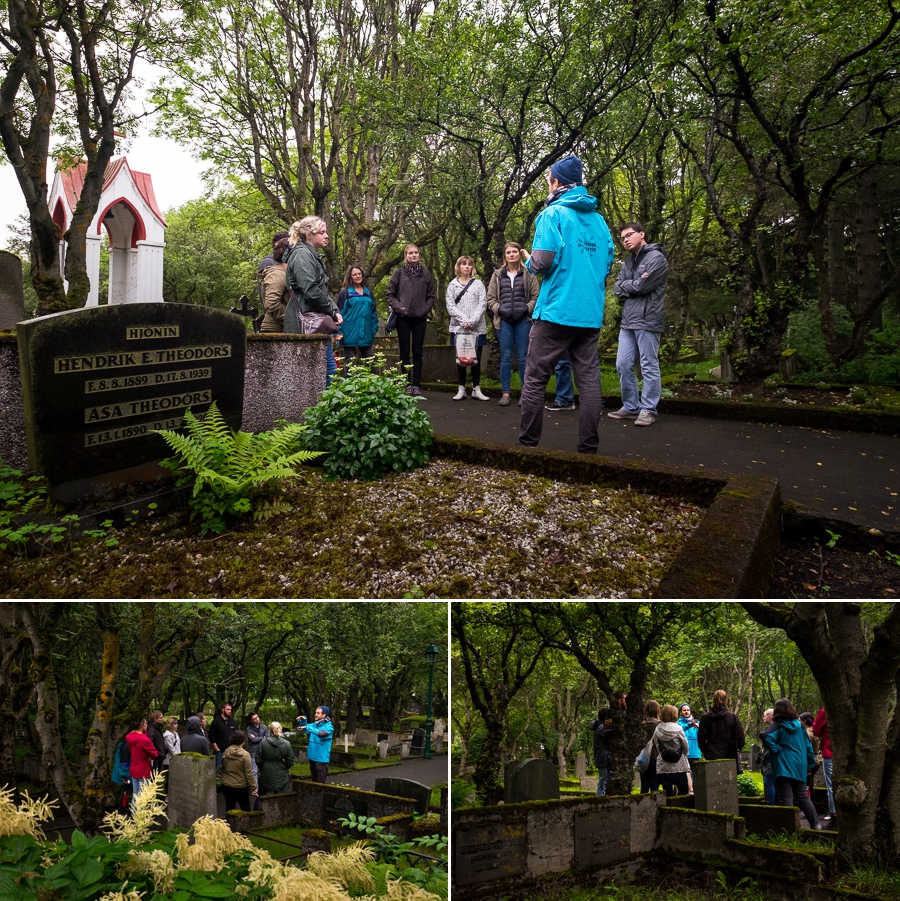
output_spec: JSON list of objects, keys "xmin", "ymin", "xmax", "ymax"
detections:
[
  {"xmin": 591, "ymin": 690, "xmax": 833, "ymax": 831},
  {"xmin": 115, "ymin": 702, "xmax": 334, "ymax": 814},
  {"xmin": 254, "ymin": 153, "xmax": 669, "ymax": 454}
]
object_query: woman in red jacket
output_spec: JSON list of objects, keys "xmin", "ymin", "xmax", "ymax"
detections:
[
  {"xmin": 125, "ymin": 717, "xmax": 159, "ymax": 809},
  {"xmin": 812, "ymin": 707, "xmax": 835, "ymax": 823}
]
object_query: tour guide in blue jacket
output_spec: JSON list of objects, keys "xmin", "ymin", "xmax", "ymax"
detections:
[
  {"xmin": 297, "ymin": 705, "xmax": 334, "ymax": 784},
  {"xmin": 519, "ymin": 155, "xmax": 614, "ymax": 454}
]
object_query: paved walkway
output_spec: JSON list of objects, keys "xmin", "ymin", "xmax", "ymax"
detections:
[
  {"xmin": 335, "ymin": 755, "xmax": 450, "ymax": 790},
  {"xmin": 425, "ymin": 391, "xmax": 900, "ymax": 531}
]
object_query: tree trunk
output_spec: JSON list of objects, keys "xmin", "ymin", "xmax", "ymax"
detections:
[
  {"xmin": 345, "ymin": 683, "xmax": 359, "ymax": 735},
  {"xmin": 743, "ymin": 603, "xmax": 900, "ymax": 862}
]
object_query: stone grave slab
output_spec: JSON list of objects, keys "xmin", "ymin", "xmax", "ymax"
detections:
[
  {"xmin": 575, "ymin": 752, "xmax": 587, "ymax": 778},
  {"xmin": 322, "ymin": 791, "xmax": 368, "ymax": 828},
  {"xmin": 454, "ymin": 821, "xmax": 527, "ymax": 887},
  {"xmin": 504, "ymin": 758, "xmax": 560, "ymax": 804},
  {"xmin": 0, "ymin": 251, "xmax": 25, "ymax": 329},
  {"xmin": 574, "ymin": 807, "xmax": 632, "ymax": 869},
  {"xmin": 694, "ymin": 759, "xmax": 739, "ymax": 816},
  {"xmin": 374, "ymin": 777, "xmax": 431, "ymax": 815},
  {"xmin": 580, "ymin": 776, "xmax": 599, "ymax": 793},
  {"xmin": 17, "ymin": 303, "xmax": 245, "ymax": 484},
  {"xmin": 167, "ymin": 754, "xmax": 217, "ymax": 828}
]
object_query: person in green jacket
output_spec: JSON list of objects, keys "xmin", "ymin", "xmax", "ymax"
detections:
[
  {"xmin": 518, "ymin": 155, "xmax": 615, "ymax": 454},
  {"xmin": 257, "ymin": 721, "xmax": 296, "ymax": 795}
]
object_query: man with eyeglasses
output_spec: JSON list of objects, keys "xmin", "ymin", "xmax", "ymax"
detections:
[
  {"xmin": 609, "ymin": 223, "xmax": 668, "ymax": 426},
  {"xmin": 518, "ymin": 154, "xmax": 614, "ymax": 454}
]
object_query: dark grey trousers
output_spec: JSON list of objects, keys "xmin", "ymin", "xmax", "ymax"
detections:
[{"xmin": 518, "ymin": 320, "xmax": 603, "ymax": 454}]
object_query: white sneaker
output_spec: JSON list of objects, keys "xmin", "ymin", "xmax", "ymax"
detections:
[
  {"xmin": 453, "ymin": 387, "xmax": 466, "ymax": 401},
  {"xmin": 471, "ymin": 386, "xmax": 490, "ymax": 401}
]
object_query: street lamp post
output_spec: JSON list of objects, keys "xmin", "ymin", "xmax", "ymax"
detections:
[{"xmin": 423, "ymin": 642, "xmax": 439, "ymax": 761}]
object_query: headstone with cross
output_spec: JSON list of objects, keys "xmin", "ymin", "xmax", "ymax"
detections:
[{"xmin": 230, "ymin": 294, "xmax": 262, "ymax": 333}]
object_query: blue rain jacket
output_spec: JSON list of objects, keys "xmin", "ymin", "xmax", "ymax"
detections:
[
  {"xmin": 762, "ymin": 718, "xmax": 815, "ymax": 782},
  {"xmin": 678, "ymin": 716, "xmax": 701, "ymax": 759},
  {"xmin": 525, "ymin": 186, "xmax": 614, "ymax": 328},
  {"xmin": 299, "ymin": 717, "xmax": 334, "ymax": 764}
]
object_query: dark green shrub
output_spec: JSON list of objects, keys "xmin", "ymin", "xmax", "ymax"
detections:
[{"xmin": 301, "ymin": 359, "xmax": 432, "ymax": 481}]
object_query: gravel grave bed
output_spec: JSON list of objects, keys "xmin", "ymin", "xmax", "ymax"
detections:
[{"xmin": 0, "ymin": 459, "xmax": 707, "ymax": 599}]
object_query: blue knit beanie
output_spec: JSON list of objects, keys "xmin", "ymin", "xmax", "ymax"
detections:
[
  {"xmin": 319, "ymin": 705, "xmax": 331, "ymax": 717},
  {"xmin": 551, "ymin": 155, "xmax": 583, "ymax": 186}
]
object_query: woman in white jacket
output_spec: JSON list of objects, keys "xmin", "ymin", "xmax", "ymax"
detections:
[
  {"xmin": 446, "ymin": 256, "xmax": 489, "ymax": 401},
  {"xmin": 653, "ymin": 704, "xmax": 691, "ymax": 796}
]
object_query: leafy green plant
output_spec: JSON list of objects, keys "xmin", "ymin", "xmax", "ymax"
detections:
[
  {"xmin": 337, "ymin": 812, "xmax": 447, "ymax": 868},
  {"xmin": 157, "ymin": 402, "xmax": 320, "ymax": 534},
  {"xmin": 824, "ymin": 529, "xmax": 841, "ymax": 549},
  {"xmin": 736, "ymin": 772, "xmax": 762, "ymax": 797},
  {"xmin": 300, "ymin": 356, "xmax": 432, "ymax": 481},
  {"xmin": 0, "ymin": 457, "xmax": 76, "ymax": 555}
]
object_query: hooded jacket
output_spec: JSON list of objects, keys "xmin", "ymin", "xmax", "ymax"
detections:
[
  {"xmin": 698, "ymin": 705, "xmax": 745, "ymax": 761},
  {"xmin": 812, "ymin": 708, "xmax": 832, "ymax": 759},
  {"xmin": 286, "ymin": 240, "xmax": 337, "ymax": 317},
  {"xmin": 299, "ymin": 716, "xmax": 334, "ymax": 764},
  {"xmin": 525, "ymin": 186, "xmax": 615, "ymax": 329},
  {"xmin": 258, "ymin": 734, "xmax": 296, "ymax": 794},
  {"xmin": 652, "ymin": 721, "xmax": 690, "ymax": 774},
  {"xmin": 125, "ymin": 730, "xmax": 158, "ymax": 779},
  {"xmin": 220, "ymin": 744, "xmax": 257, "ymax": 790},
  {"xmin": 181, "ymin": 716, "xmax": 211, "ymax": 756},
  {"xmin": 245, "ymin": 720, "xmax": 270, "ymax": 761},
  {"xmin": 260, "ymin": 263, "xmax": 290, "ymax": 332},
  {"xmin": 614, "ymin": 242, "xmax": 668, "ymax": 332},
  {"xmin": 589, "ymin": 717, "xmax": 611, "ymax": 772},
  {"xmin": 678, "ymin": 716, "xmax": 701, "ymax": 759},
  {"xmin": 761, "ymin": 718, "xmax": 816, "ymax": 782}
]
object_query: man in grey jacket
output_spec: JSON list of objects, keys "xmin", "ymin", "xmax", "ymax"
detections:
[{"xmin": 608, "ymin": 223, "xmax": 668, "ymax": 426}]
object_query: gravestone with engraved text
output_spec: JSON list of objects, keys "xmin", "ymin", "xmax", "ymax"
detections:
[
  {"xmin": 17, "ymin": 304, "xmax": 245, "ymax": 485},
  {"xmin": 374, "ymin": 777, "xmax": 431, "ymax": 815},
  {"xmin": 454, "ymin": 822, "xmax": 527, "ymax": 888},
  {"xmin": 322, "ymin": 791, "xmax": 368, "ymax": 828},
  {"xmin": 693, "ymin": 759, "xmax": 739, "ymax": 815},
  {"xmin": 574, "ymin": 807, "xmax": 632, "ymax": 869}
]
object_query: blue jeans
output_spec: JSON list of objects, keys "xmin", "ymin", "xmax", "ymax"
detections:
[
  {"xmin": 131, "ymin": 776, "xmax": 152, "ymax": 812},
  {"xmin": 764, "ymin": 771, "xmax": 776, "ymax": 805},
  {"xmin": 498, "ymin": 318, "xmax": 531, "ymax": 394},
  {"xmin": 215, "ymin": 750, "xmax": 223, "ymax": 773},
  {"xmin": 822, "ymin": 757, "xmax": 835, "ymax": 815},
  {"xmin": 326, "ymin": 343, "xmax": 337, "ymax": 387},
  {"xmin": 595, "ymin": 775, "xmax": 607, "ymax": 796},
  {"xmin": 553, "ymin": 354, "xmax": 574, "ymax": 405},
  {"xmin": 616, "ymin": 328, "xmax": 661, "ymax": 416}
]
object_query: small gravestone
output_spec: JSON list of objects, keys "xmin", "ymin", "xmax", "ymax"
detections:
[
  {"xmin": 0, "ymin": 251, "xmax": 25, "ymax": 328},
  {"xmin": 301, "ymin": 830, "xmax": 333, "ymax": 857},
  {"xmin": 378, "ymin": 740, "xmax": 388, "ymax": 759},
  {"xmin": 750, "ymin": 745, "xmax": 759, "ymax": 772},
  {"xmin": 410, "ymin": 728, "xmax": 426, "ymax": 756},
  {"xmin": 435, "ymin": 736, "xmax": 444, "ymax": 754},
  {"xmin": 454, "ymin": 822, "xmax": 527, "ymax": 887},
  {"xmin": 377, "ymin": 732, "xmax": 388, "ymax": 742},
  {"xmin": 503, "ymin": 758, "xmax": 559, "ymax": 804},
  {"xmin": 574, "ymin": 808, "xmax": 631, "ymax": 869},
  {"xmin": 401, "ymin": 741, "xmax": 410, "ymax": 759},
  {"xmin": 693, "ymin": 759, "xmax": 739, "ymax": 815},
  {"xmin": 374, "ymin": 777, "xmax": 431, "ymax": 815},
  {"xmin": 168, "ymin": 754, "xmax": 217, "ymax": 828},
  {"xmin": 580, "ymin": 776, "xmax": 598, "ymax": 793},
  {"xmin": 17, "ymin": 303, "xmax": 245, "ymax": 492},
  {"xmin": 434, "ymin": 718, "xmax": 445, "ymax": 736},
  {"xmin": 575, "ymin": 752, "xmax": 587, "ymax": 778},
  {"xmin": 322, "ymin": 791, "xmax": 367, "ymax": 828}
]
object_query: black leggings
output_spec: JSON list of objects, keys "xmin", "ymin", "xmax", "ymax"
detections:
[
  {"xmin": 776, "ymin": 776, "xmax": 818, "ymax": 827},
  {"xmin": 457, "ymin": 345, "xmax": 484, "ymax": 387},
  {"xmin": 396, "ymin": 315, "xmax": 428, "ymax": 386}
]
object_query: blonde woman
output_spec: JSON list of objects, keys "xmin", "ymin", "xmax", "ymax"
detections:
[
  {"xmin": 163, "ymin": 717, "xmax": 181, "ymax": 767},
  {"xmin": 285, "ymin": 216, "xmax": 343, "ymax": 386},
  {"xmin": 257, "ymin": 721, "xmax": 295, "ymax": 795},
  {"xmin": 446, "ymin": 255, "xmax": 489, "ymax": 401}
]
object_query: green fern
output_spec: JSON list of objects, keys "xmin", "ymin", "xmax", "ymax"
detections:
[{"xmin": 156, "ymin": 402, "xmax": 321, "ymax": 534}]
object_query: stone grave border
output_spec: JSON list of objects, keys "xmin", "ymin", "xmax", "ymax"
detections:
[
  {"xmin": 225, "ymin": 779, "xmax": 416, "ymax": 835},
  {"xmin": 431, "ymin": 436, "xmax": 781, "ymax": 598},
  {"xmin": 452, "ymin": 793, "xmax": 837, "ymax": 901}
]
